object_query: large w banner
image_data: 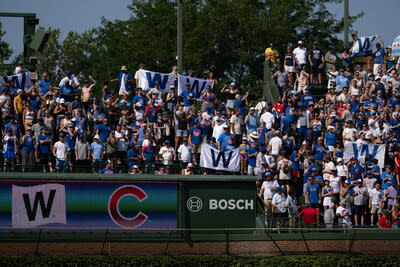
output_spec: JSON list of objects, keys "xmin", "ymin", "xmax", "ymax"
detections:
[
  {"xmin": 12, "ymin": 184, "xmax": 66, "ymax": 228},
  {"xmin": 343, "ymin": 142, "xmax": 386, "ymax": 169},
  {"xmin": 200, "ymin": 144, "xmax": 240, "ymax": 172},
  {"xmin": 137, "ymin": 69, "xmax": 174, "ymax": 92},
  {"xmin": 0, "ymin": 71, "xmax": 31, "ymax": 91},
  {"xmin": 178, "ymin": 75, "xmax": 214, "ymax": 100},
  {"xmin": 351, "ymin": 35, "xmax": 379, "ymax": 57}
]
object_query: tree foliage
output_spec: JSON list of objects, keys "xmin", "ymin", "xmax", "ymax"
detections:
[
  {"xmin": 35, "ymin": 0, "xmax": 362, "ymax": 98},
  {"xmin": 0, "ymin": 21, "xmax": 13, "ymax": 64}
]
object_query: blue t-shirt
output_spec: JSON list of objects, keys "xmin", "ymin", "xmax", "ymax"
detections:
[
  {"xmin": 374, "ymin": 47, "xmax": 385, "ymax": 64},
  {"xmin": 246, "ymin": 115, "xmax": 258, "ymax": 134},
  {"xmin": 280, "ymin": 117, "xmax": 291, "ymax": 134},
  {"xmin": 218, "ymin": 133, "xmax": 233, "ymax": 150},
  {"xmin": 90, "ymin": 142, "xmax": 104, "ymax": 161},
  {"xmin": 60, "ymin": 85, "xmax": 74, "ymax": 102},
  {"xmin": 132, "ymin": 95, "xmax": 148, "ymax": 111},
  {"xmin": 349, "ymin": 164, "xmax": 364, "ymax": 180},
  {"xmin": 290, "ymin": 152, "xmax": 299, "ymax": 171},
  {"xmin": 101, "ymin": 168, "xmax": 114, "ymax": 174},
  {"xmin": 304, "ymin": 163, "xmax": 316, "ymax": 183},
  {"xmin": 181, "ymin": 90, "xmax": 195, "ymax": 106},
  {"xmin": 38, "ymin": 134, "xmax": 51, "ymax": 154},
  {"xmin": 371, "ymin": 165, "xmax": 381, "ymax": 180},
  {"xmin": 247, "ymin": 146, "xmax": 258, "ymax": 167},
  {"xmin": 256, "ymin": 126, "xmax": 267, "ymax": 145},
  {"xmin": 234, "ymin": 99, "xmax": 246, "ymax": 116},
  {"xmin": 97, "ymin": 124, "xmax": 112, "ymax": 143},
  {"xmin": 127, "ymin": 148, "xmax": 139, "ymax": 167},
  {"xmin": 21, "ymin": 135, "xmax": 35, "ymax": 152},
  {"xmin": 390, "ymin": 119, "xmax": 400, "ymax": 137},
  {"xmin": 324, "ymin": 132, "xmax": 336, "ymax": 146},
  {"xmin": 301, "ymin": 94, "xmax": 317, "ymax": 107},
  {"xmin": 5, "ymin": 122, "xmax": 21, "ymax": 138},
  {"xmin": 313, "ymin": 144, "xmax": 326, "ymax": 161},
  {"xmin": 381, "ymin": 171, "xmax": 395, "ymax": 189},
  {"xmin": 143, "ymin": 146, "xmax": 155, "ymax": 161},
  {"xmin": 39, "ymin": 79, "xmax": 51, "ymax": 95},
  {"xmin": 336, "ymin": 75, "xmax": 349, "ymax": 89},
  {"xmin": 189, "ymin": 126, "xmax": 204, "ymax": 145},
  {"xmin": 306, "ymin": 183, "xmax": 321, "ymax": 204},
  {"xmin": 350, "ymin": 101, "xmax": 360, "ymax": 113}
]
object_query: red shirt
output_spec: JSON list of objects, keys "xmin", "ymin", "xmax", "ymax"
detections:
[
  {"xmin": 273, "ymin": 102, "xmax": 285, "ymax": 114},
  {"xmin": 379, "ymin": 216, "xmax": 392, "ymax": 228},
  {"xmin": 299, "ymin": 207, "xmax": 319, "ymax": 224}
]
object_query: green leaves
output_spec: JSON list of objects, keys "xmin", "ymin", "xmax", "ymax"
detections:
[
  {"xmin": 0, "ymin": 21, "xmax": 13, "ymax": 64},
  {"xmin": 33, "ymin": 0, "xmax": 361, "ymax": 101}
]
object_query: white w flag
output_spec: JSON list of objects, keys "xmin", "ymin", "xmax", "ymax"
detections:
[
  {"xmin": 200, "ymin": 143, "xmax": 240, "ymax": 172},
  {"xmin": 137, "ymin": 69, "xmax": 174, "ymax": 92},
  {"xmin": 343, "ymin": 142, "xmax": 386, "ymax": 169},
  {"xmin": 178, "ymin": 75, "xmax": 214, "ymax": 100},
  {"xmin": 392, "ymin": 35, "xmax": 400, "ymax": 57},
  {"xmin": 351, "ymin": 35, "xmax": 379, "ymax": 57},
  {"xmin": 0, "ymin": 71, "xmax": 31, "ymax": 91},
  {"xmin": 12, "ymin": 184, "xmax": 66, "ymax": 228}
]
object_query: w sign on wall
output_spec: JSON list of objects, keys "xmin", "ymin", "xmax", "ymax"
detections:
[{"xmin": 12, "ymin": 184, "xmax": 66, "ymax": 228}]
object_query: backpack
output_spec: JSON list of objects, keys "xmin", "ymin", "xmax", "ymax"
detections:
[{"xmin": 282, "ymin": 161, "xmax": 290, "ymax": 173}]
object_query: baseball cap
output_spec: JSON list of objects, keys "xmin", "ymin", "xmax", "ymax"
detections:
[
  {"xmin": 164, "ymin": 140, "xmax": 170, "ymax": 144},
  {"xmin": 265, "ymin": 172, "xmax": 271, "ymax": 176},
  {"xmin": 194, "ymin": 118, "xmax": 200, "ymax": 124},
  {"xmin": 105, "ymin": 160, "xmax": 112, "ymax": 165},
  {"xmin": 66, "ymin": 70, "xmax": 72, "ymax": 75},
  {"xmin": 187, "ymin": 163, "xmax": 193, "ymax": 168},
  {"xmin": 94, "ymin": 135, "xmax": 100, "ymax": 140},
  {"xmin": 210, "ymin": 137, "xmax": 216, "ymax": 142},
  {"xmin": 385, "ymin": 165, "xmax": 391, "ymax": 169},
  {"xmin": 298, "ymin": 40, "xmax": 303, "ymax": 45},
  {"xmin": 230, "ymin": 82, "xmax": 235, "ymax": 87},
  {"xmin": 132, "ymin": 165, "xmax": 138, "ymax": 169},
  {"xmin": 59, "ymin": 133, "xmax": 65, "ymax": 138},
  {"xmin": 328, "ymin": 44, "xmax": 333, "ymax": 49}
]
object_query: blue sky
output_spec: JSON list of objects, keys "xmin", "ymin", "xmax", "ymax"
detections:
[{"xmin": 1, "ymin": 0, "xmax": 399, "ymax": 63}]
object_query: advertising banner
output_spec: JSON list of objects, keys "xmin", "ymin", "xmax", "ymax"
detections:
[
  {"xmin": 0, "ymin": 181, "xmax": 177, "ymax": 230},
  {"xmin": 185, "ymin": 182, "xmax": 255, "ymax": 229}
]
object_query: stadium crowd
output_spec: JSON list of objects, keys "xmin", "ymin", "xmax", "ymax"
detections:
[{"xmin": 1, "ymin": 38, "xmax": 400, "ymax": 228}]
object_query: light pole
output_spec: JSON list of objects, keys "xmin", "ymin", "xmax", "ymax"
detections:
[
  {"xmin": 344, "ymin": 0, "xmax": 349, "ymax": 46},
  {"xmin": 177, "ymin": 0, "xmax": 183, "ymax": 74}
]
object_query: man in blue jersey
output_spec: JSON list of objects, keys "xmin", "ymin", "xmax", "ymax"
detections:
[
  {"xmin": 372, "ymin": 34, "xmax": 385, "ymax": 75},
  {"xmin": 101, "ymin": 160, "xmax": 115, "ymax": 174}
]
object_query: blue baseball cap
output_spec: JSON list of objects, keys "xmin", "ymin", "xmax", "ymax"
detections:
[
  {"xmin": 276, "ymin": 187, "xmax": 283, "ymax": 192},
  {"xmin": 59, "ymin": 133, "xmax": 65, "ymax": 138},
  {"xmin": 66, "ymin": 70, "xmax": 72, "ymax": 75},
  {"xmin": 328, "ymin": 44, "xmax": 333, "ymax": 49},
  {"xmin": 210, "ymin": 137, "xmax": 216, "ymax": 142},
  {"xmin": 187, "ymin": 69, "xmax": 193, "ymax": 73},
  {"xmin": 385, "ymin": 165, "xmax": 391, "ymax": 169},
  {"xmin": 194, "ymin": 118, "xmax": 200, "ymax": 124},
  {"xmin": 265, "ymin": 172, "xmax": 271, "ymax": 176},
  {"xmin": 164, "ymin": 140, "xmax": 170, "ymax": 144},
  {"xmin": 105, "ymin": 160, "xmax": 112, "ymax": 165}
]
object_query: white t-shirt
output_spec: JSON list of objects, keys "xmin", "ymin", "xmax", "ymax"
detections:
[
  {"xmin": 329, "ymin": 176, "xmax": 341, "ymax": 193},
  {"xmin": 261, "ymin": 180, "xmax": 279, "ymax": 199},
  {"xmin": 269, "ymin": 136, "xmax": 282, "ymax": 155},
  {"xmin": 272, "ymin": 193, "xmax": 287, "ymax": 213},
  {"xmin": 54, "ymin": 141, "xmax": 70, "ymax": 160},
  {"xmin": 230, "ymin": 115, "xmax": 243, "ymax": 135},
  {"xmin": 365, "ymin": 178, "xmax": 377, "ymax": 192},
  {"xmin": 115, "ymin": 131, "xmax": 128, "ymax": 151},
  {"xmin": 336, "ymin": 164, "xmax": 347, "ymax": 177},
  {"xmin": 369, "ymin": 188, "xmax": 384, "ymax": 205},
  {"xmin": 159, "ymin": 146, "xmax": 175, "ymax": 163},
  {"xmin": 212, "ymin": 123, "xmax": 226, "ymax": 140},
  {"xmin": 260, "ymin": 112, "xmax": 275, "ymax": 130},
  {"xmin": 293, "ymin": 47, "xmax": 308, "ymax": 65},
  {"xmin": 177, "ymin": 144, "xmax": 192, "ymax": 162}
]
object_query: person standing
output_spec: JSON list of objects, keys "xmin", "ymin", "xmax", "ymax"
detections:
[
  {"xmin": 259, "ymin": 172, "xmax": 279, "ymax": 227},
  {"xmin": 90, "ymin": 135, "xmax": 105, "ymax": 173},
  {"xmin": 293, "ymin": 41, "xmax": 308, "ymax": 71},
  {"xmin": 308, "ymin": 42, "xmax": 325, "ymax": 85},
  {"xmin": 21, "ymin": 128, "xmax": 35, "ymax": 172},
  {"xmin": 325, "ymin": 45, "xmax": 337, "ymax": 73},
  {"xmin": 112, "ymin": 66, "xmax": 133, "ymax": 96},
  {"xmin": 74, "ymin": 135, "xmax": 90, "ymax": 173},
  {"xmin": 53, "ymin": 134, "xmax": 70, "ymax": 173}
]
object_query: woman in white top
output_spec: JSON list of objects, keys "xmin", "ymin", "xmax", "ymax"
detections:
[{"xmin": 259, "ymin": 173, "xmax": 279, "ymax": 227}]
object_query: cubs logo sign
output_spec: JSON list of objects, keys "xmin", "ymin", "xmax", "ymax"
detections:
[{"xmin": 108, "ymin": 185, "xmax": 148, "ymax": 228}]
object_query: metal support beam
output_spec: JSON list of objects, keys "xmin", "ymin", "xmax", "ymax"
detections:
[
  {"xmin": 344, "ymin": 0, "xmax": 349, "ymax": 46},
  {"xmin": 177, "ymin": 0, "xmax": 183, "ymax": 74}
]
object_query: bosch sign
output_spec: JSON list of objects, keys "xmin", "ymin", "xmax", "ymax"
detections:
[{"xmin": 209, "ymin": 199, "xmax": 254, "ymax": 210}]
